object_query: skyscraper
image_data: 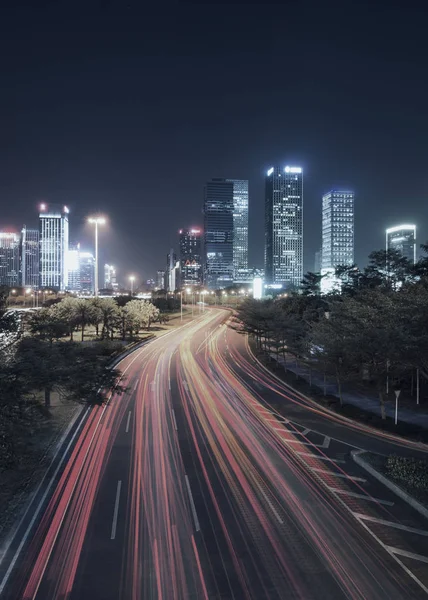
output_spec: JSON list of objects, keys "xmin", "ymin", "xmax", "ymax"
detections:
[
  {"xmin": 179, "ymin": 228, "xmax": 203, "ymax": 286},
  {"xmin": 39, "ymin": 203, "xmax": 69, "ymax": 290},
  {"xmin": 0, "ymin": 232, "xmax": 20, "ymax": 286},
  {"xmin": 20, "ymin": 226, "xmax": 39, "ymax": 288},
  {"xmin": 68, "ymin": 243, "xmax": 81, "ymax": 291},
  {"xmin": 166, "ymin": 249, "xmax": 179, "ymax": 292},
  {"xmin": 80, "ymin": 252, "xmax": 95, "ymax": 294},
  {"xmin": 265, "ymin": 166, "xmax": 303, "ymax": 287},
  {"xmin": 156, "ymin": 270, "xmax": 165, "ymax": 290},
  {"xmin": 386, "ymin": 224, "xmax": 416, "ymax": 264},
  {"xmin": 104, "ymin": 264, "xmax": 118, "ymax": 290},
  {"xmin": 321, "ymin": 190, "xmax": 354, "ymax": 270},
  {"xmin": 204, "ymin": 179, "xmax": 234, "ymax": 289},
  {"xmin": 226, "ymin": 179, "xmax": 249, "ymax": 282}
]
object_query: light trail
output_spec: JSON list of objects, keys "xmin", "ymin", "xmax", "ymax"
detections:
[{"xmin": 4, "ymin": 309, "xmax": 428, "ymax": 599}]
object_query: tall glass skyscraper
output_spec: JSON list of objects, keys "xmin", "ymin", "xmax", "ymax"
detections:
[
  {"xmin": 20, "ymin": 226, "xmax": 39, "ymax": 288},
  {"xmin": 179, "ymin": 228, "xmax": 203, "ymax": 286},
  {"xmin": 0, "ymin": 232, "xmax": 20, "ymax": 286},
  {"xmin": 68, "ymin": 243, "xmax": 81, "ymax": 291},
  {"xmin": 204, "ymin": 179, "xmax": 234, "ymax": 289},
  {"xmin": 386, "ymin": 224, "xmax": 416, "ymax": 264},
  {"xmin": 321, "ymin": 190, "xmax": 354, "ymax": 270},
  {"xmin": 39, "ymin": 204, "xmax": 69, "ymax": 291},
  {"xmin": 226, "ymin": 179, "xmax": 249, "ymax": 282},
  {"xmin": 265, "ymin": 166, "xmax": 303, "ymax": 287},
  {"xmin": 80, "ymin": 252, "xmax": 95, "ymax": 294}
]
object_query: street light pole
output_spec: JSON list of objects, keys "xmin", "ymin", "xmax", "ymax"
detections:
[
  {"xmin": 88, "ymin": 217, "xmax": 106, "ymax": 297},
  {"xmin": 129, "ymin": 276, "xmax": 135, "ymax": 296},
  {"xmin": 180, "ymin": 291, "xmax": 183, "ymax": 322},
  {"xmin": 394, "ymin": 389, "xmax": 401, "ymax": 425}
]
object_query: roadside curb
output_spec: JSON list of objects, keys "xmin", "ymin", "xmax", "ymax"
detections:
[{"xmin": 351, "ymin": 449, "xmax": 428, "ymax": 521}]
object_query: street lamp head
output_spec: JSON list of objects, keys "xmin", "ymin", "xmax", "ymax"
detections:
[
  {"xmin": 88, "ymin": 217, "xmax": 106, "ymax": 225},
  {"xmin": 186, "ymin": 288, "xmax": 191, "ymax": 293},
  {"xmin": 129, "ymin": 275, "xmax": 135, "ymax": 281}
]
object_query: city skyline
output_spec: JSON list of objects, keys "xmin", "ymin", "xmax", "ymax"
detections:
[{"xmin": 1, "ymin": 4, "xmax": 427, "ymax": 282}]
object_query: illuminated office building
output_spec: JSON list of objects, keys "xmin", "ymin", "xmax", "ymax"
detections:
[
  {"xmin": 39, "ymin": 203, "xmax": 69, "ymax": 290},
  {"xmin": 321, "ymin": 190, "xmax": 354, "ymax": 270},
  {"xmin": 204, "ymin": 179, "xmax": 234, "ymax": 289},
  {"xmin": 386, "ymin": 224, "xmax": 416, "ymax": 264},
  {"xmin": 227, "ymin": 179, "xmax": 249, "ymax": 281},
  {"xmin": 265, "ymin": 166, "xmax": 303, "ymax": 287},
  {"xmin": 68, "ymin": 243, "xmax": 81, "ymax": 291},
  {"xmin": 20, "ymin": 227, "xmax": 39, "ymax": 288},
  {"xmin": 0, "ymin": 232, "xmax": 20, "ymax": 286},
  {"xmin": 80, "ymin": 252, "xmax": 95, "ymax": 294},
  {"xmin": 179, "ymin": 228, "xmax": 203, "ymax": 286}
]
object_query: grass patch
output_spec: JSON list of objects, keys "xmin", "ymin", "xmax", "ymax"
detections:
[{"xmin": 364, "ymin": 453, "xmax": 428, "ymax": 508}]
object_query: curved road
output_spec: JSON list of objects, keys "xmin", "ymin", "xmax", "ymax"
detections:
[{"xmin": 2, "ymin": 308, "xmax": 428, "ymax": 599}]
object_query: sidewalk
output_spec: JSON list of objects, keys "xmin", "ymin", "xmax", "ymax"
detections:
[{"xmin": 269, "ymin": 352, "xmax": 428, "ymax": 430}]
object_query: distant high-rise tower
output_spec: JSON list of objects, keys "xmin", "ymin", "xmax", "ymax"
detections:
[
  {"xmin": 156, "ymin": 270, "xmax": 165, "ymax": 290},
  {"xmin": 80, "ymin": 252, "xmax": 95, "ymax": 294},
  {"xmin": 68, "ymin": 243, "xmax": 81, "ymax": 291},
  {"xmin": 265, "ymin": 166, "xmax": 303, "ymax": 287},
  {"xmin": 386, "ymin": 224, "xmax": 416, "ymax": 264},
  {"xmin": 227, "ymin": 179, "xmax": 249, "ymax": 282},
  {"xmin": 20, "ymin": 226, "xmax": 39, "ymax": 288},
  {"xmin": 39, "ymin": 203, "xmax": 69, "ymax": 290},
  {"xmin": 104, "ymin": 264, "xmax": 118, "ymax": 290},
  {"xmin": 321, "ymin": 190, "xmax": 354, "ymax": 271},
  {"xmin": 204, "ymin": 179, "xmax": 234, "ymax": 289},
  {"xmin": 0, "ymin": 232, "xmax": 20, "ymax": 287},
  {"xmin": 179, "ymin": 228, "xmax": 203, "ymax": 286}
]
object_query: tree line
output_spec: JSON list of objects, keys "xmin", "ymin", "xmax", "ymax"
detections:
[
  {"xmin": 0, "ymin": 295, "xmax": 160, "ymax": 470},
  {"xmin": 237, "ymin": 247, "xmax": 428, "ymax": 419}
]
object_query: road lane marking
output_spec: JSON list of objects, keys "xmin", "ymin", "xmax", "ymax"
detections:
[
  {"xmin": 256, "ymin": 485, "xmax": 283, "ymax": 524},
  {"xmin": 150, "ymin": 380, "xmax": 157, "ymax": 392},
  {"xmin": 168, "ymin": 376, "xmax": 171, "ymax": 390},
  {"xmin": 125, "ymin": 411, "xmax": 132, "ymax": 433},
  {"xmin": 385, "ymin": 546, "xmax": 428, "ymax": 563},
  {"xmin": 327, "ymin": 487, "xmax": 394, "ymax": 506},
  {"xmin": 310, "ymin": 468, "xmax": 367, "ymax": 483},
  {"xmin": 296, "ymin": 452, "xmax": 345, "ymax": 464},
  {"xmin": 171, "ymin": 409, "xmax": 178, "ymax": 431},
  {"xmin": 110, "ymin": 480, "xmax": 122, "ymax": 540},
  {"xmin": 185, "ymin": 475, "xmax": 200, "ymax": 532},
  {"xmin": 353, "ymin": 513, "xmax": 428, "ymax": 536}
]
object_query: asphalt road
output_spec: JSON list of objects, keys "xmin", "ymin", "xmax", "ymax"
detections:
[{"xmin": 2, "ymin": 308, "xmax": 428, "ymax": 599}]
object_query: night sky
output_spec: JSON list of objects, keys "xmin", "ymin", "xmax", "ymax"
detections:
[{"xmin": 1, "ymin": 1, "xmax": 427, "ymax": 285}]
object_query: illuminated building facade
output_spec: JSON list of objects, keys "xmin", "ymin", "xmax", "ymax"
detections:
[
  {"xmin": 204, "ymin": 179, "xmax": 234, "ymax": 289},
  {"xmin": 0, "ymin": 232, "xmax": 20, "ymax": 286},
  {"xmin": 20, "ymin": 227, "xmax": 39, "ymax": 288},
  {"xmin": 226, "ymin": 179, "xmax": 249, "ymax": 281},
  {"xmin": 80, "ymin": 252, "xmax": 95, "ymax": 294},
  {"xmin": 386, "ymin": 224, "xmax": 416, "ymax": 264},
  {"xmin": 179, "ymin": 228, "xmax": 203, "ymax": 286},
  {"xmin": 104, "ymin": 264, "xmax": 118, "ymax": 290},
  {"xmin": 322, "ymin": 190, "xmax": 354, "ymax": 270},
  {"xmin": 265, "ymin": 166, "xmax": 303, "ymax": 287},
  {"xmin": 68, "ymin": 243, "xmax": 81, "ymax": 291},
  {"xmin": 39, "ymin": 203, "xmax": 69, "ymax": 290}
]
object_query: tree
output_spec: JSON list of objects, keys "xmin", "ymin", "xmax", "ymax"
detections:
[
  {"xmin": 29, "ymin": 307, "xmax": 69, "ymax": 343},
  {"xmin": 361, "ymin": 249, "xmax": 414, "ymax": 290},
  {"xmin": 12, "ymin": 337, "xmax": 123, "ymax": 408},
  {"xmin": 300, "ymin": 271, "xmax": 324, "ymax": 296},
  {"xmin": 96, "ymin": 298, "xmax": 120, "ymax": 339},
  {"xmin": 327, "ymin": 290, "xmax": 407, "ymax": 419},
  {"xmin": 52, "ymin": 297, "xmax": 79, "ymax": 340}
]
